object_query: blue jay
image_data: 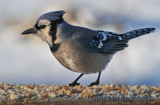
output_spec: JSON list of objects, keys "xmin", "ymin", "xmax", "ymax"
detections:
[{"xmin": 22, "ymin": 10, "xmax": 156, "ymax": 86}]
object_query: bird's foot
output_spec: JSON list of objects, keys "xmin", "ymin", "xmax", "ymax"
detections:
[
  {"xmin": 89, "ymin": 80, "xmax": 99, "ymax": 86},
  {"xmin": 69, "ymin": 81, "xmax": 80, "ymax": 87}
]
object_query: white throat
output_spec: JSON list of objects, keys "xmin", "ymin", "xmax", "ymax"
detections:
[{"xmin": 37, "ymin": 25, "xmax": 53, "ymax": 47}]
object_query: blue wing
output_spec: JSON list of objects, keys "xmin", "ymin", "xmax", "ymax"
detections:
[
  {"xmin": 84, "ymin": 31, "xmax": 128, "ymax": 54},
  {"xmin": 79, "ymin": 28, "xmax": 155, "ymax": 54}
]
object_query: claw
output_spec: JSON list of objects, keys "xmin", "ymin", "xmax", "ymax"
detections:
[
  {"xmin": 89, "ymin": 80, "xmax": 99, "ymax": 86},
  {"xmin": 69, "ymin": 81, "xmax": 80, "ymax": 86}
]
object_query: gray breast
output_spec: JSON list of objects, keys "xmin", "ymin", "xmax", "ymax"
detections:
[{"xmin": 52, "ymin": 38, "xmax": 114, "ymax": 74}]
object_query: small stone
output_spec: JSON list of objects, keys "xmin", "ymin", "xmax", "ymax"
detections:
[
  {"xmin": 109, "ymin": 84, "xmax": 114, "ymax": 90},
  {"xmin": 109, "ymin": 91, "xmax": 115, "ymax": 95},
  {"xmin": 140, "ymin": 84, "xmax": 148, "ymax": 90},
  {"xmin": 104, "ymin": 83, "xmax": 109, "ymax": 87},
  {"xmin": 31, "ymin": 96, "xmax": 36, "ymax": 100},
  {"xmin": 10, "ymin": 93, "xmax": 18, "ymax": 100},
  {"xmin": 30, "ymin": 83, "xmax": 35, "ymax": 87},
  {"xmin": 102, "ymin": 85, "xmax": 107, "ymax": 90},
  {"xmin": 66, "ymin": 90, "xmax": 71, "ymax": 95},
  {"xmin": 3, "ymin": 83, "xmax": 9, "ymax": 87},
  {"xmin": 46, "ymin": 88, "xmax": 50, "ymax": 92},
  {"xmin": 110, "ymin": 84, "xmax": 114, "ymax": 88},
  {"xmin": 150, "ymin": 87, "xmax": 156, "ymax": 91},
  {"xmin": 8, "ymin": 89, "xmax": 15, "ymax": 94}
]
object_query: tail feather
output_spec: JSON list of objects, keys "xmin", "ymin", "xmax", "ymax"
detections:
[{"xmin": 121, "ymin": 28, "xmax": 156, "ymax": 40}]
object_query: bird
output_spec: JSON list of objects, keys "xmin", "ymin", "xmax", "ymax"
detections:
[{"xmin": 22, "ymin": 10, "xmax": 156, "ymax": 86}]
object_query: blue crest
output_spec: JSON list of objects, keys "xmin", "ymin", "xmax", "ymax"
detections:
[{"xmin": 36, "ymin": 10, "xmax": 65, "ymax": 22}]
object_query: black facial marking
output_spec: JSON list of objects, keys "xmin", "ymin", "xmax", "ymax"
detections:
[
  {"xmin": 34, "ymin": 24, "xmax": 50, "ymax": 30},
  {"xmin": 39, "ymin": 25, "xmax": 46, "ymax": 29},
  {"xmin": 49, "ymin": 17, "xmax": 64, "ymax": 52},
  {"xmin": 34, "ymin": 24, "xmax": 39, "ymax": 29},
  {"xmin": 49, "ymin": 17, "xmax": 64, "ymax": 42}
]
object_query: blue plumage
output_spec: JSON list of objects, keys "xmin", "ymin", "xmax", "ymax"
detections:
[{"xmin": 87, "ymin": 28, "xmax": 156, "ymax": 54}]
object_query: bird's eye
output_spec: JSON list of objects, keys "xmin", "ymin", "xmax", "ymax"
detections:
[{"xmin": 39, "ymin": 25, "xmax": 46, "ymax": 29}]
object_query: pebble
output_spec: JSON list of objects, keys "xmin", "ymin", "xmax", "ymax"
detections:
[
  {"xmin": 49, "ymin": 93, "xmax": 56, "ymax": 98},
  {"xmin": 10, "ymin": 93, "xmax": 18, "ymax": 100},
  {"xmin": 0, "ymin": 83, "xmax": 159, "ymax": 101}
]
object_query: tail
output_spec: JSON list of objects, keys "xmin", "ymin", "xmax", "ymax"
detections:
[{"xmin": 121, "ymin": 28, "xmax": 156, "ymax": 40}]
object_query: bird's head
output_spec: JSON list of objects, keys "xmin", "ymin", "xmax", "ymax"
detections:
[{"xmin": 21, "ymin": 10, "xmax": 65, "ymax": 47}]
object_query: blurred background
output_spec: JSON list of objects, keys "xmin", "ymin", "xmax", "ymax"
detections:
[{"xmin": 0, "ymin": 0, "xmax": 160, "ymax": 86}]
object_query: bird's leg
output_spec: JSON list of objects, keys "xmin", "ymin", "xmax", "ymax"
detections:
[
  {"xmin": 90, "ymin": 71, "xmax": 101, "ymax": 86},
  {"xmin": 69, "ymin": 73, "xmax": 84, "ymax": 86}
]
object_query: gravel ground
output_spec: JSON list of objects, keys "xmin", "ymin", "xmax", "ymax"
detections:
[{"xmin": 0, "ymin": 83, "xmax": 159, "ymax": 105}]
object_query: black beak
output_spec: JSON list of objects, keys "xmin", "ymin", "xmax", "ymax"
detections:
[{"xmin": 21, "ymin": 26, "xmax": 37, "ymax": 35}]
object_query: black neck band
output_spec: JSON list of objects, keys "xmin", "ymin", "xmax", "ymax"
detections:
[
  {"xmin": 50, "ymin": 43, "xmax": 60, "ymax": 52},
  {"xmin": 49, "ymin": 18, "xmax": 63, "ymax": 52}
]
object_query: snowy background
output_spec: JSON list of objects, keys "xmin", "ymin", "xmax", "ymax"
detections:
[{"xmin": 0, "ymin": 0, "xmax": 160, "ymax": 86}]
